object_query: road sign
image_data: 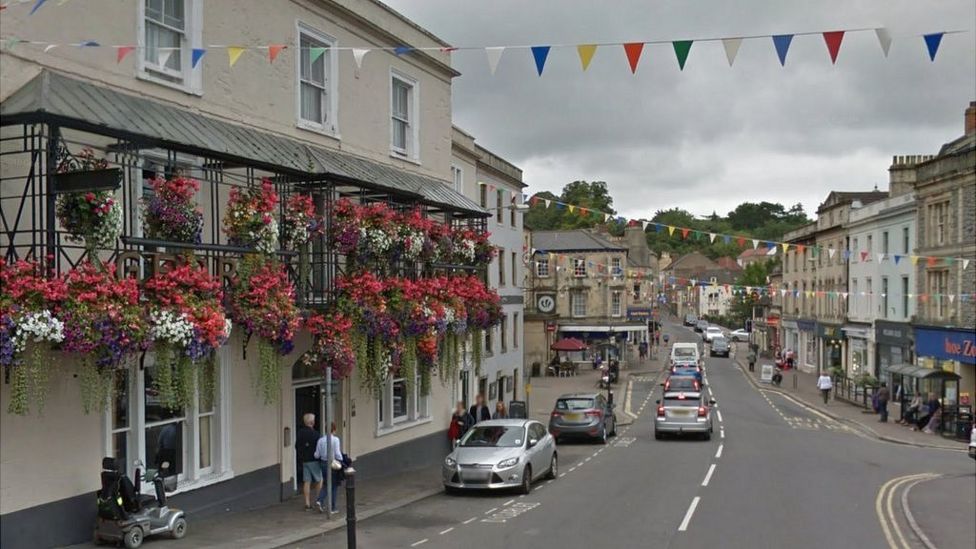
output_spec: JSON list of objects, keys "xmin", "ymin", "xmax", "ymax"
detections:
[
  {"xmin": 546, "ymin": 322, "xmax": 556, "ymax": 333},
  {"xmin": 760, "ymin": 364, "xmax": 774, "ymax": 383}
]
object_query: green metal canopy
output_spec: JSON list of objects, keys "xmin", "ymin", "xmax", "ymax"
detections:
[
  {"xmin": 883, "ymin": 363, "xmax": 961, "ymax": 380},
  {"xmin": 1, "ymin": 70, "xmax": 488, "ymax": 218}
]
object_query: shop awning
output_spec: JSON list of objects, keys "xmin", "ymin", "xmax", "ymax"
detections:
[
  {"xmin": 0, "ymin": 71, "xmax": 488, "ymax": 218},
  {"xmin": 550, "ymin": 338, "xmax": 587, "ymax": 352},
  {"xmin": 883, "ymin": 363, "xmax": 962, "ymax": 380}
]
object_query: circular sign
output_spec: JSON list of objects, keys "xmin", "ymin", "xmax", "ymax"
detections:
[{"xmin": 537, "ymin": 294, "xmax": 556, "ymax": 313}]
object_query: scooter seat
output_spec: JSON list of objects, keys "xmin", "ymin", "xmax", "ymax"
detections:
[{"xmin": 137, "ymin": 494, "xmax": 158, "ymax": 509}]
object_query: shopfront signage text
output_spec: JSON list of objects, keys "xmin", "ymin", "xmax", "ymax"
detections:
[{"xmin": 915, "ymin": 327, "xmax": 976, "ymax": 365}]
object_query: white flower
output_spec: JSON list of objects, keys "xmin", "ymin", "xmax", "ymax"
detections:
[
  {"xmin": 12, "ymin": 310, "xmax": 65, "ymax": 353},
  {"xmin": 149, "ymin": 309, "xmax": 195, "ymax": 347}
]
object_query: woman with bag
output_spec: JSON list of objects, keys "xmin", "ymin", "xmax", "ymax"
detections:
[
  {"xmin": 448, "ymin": 402, "xmax": 474, "ymax": 447},
  {"xmin": 314, "ymin": 423, "xmax": 344, "ymax": 513}
]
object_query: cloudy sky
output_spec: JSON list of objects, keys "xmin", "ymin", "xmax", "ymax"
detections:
[{"xmin": 385, "ymin": 0, "xmax": 975, "ymax": 220}]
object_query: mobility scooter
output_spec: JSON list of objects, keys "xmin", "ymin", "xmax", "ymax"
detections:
[{"xmin": 94, "ymin": 457, "xmax": 186, "ymax": 548}]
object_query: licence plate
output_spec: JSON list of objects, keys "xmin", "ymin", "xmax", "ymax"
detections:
[
  {"xmin": 669, "ymin": 409, "xmax": 694, "ymax": 417},
  {"xmin": 565, "ymin": 413, "xmax": 583, "ymax": 421}
]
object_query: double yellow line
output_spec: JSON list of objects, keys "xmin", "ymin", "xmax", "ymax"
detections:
[{"xmin": 875, "ymin": 473, "xmax": 940, "ymax": 549}]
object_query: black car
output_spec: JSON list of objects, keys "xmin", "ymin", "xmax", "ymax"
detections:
[{"xmin": 710, "ymin": 337, "xmax": 730, "ymax": 357}]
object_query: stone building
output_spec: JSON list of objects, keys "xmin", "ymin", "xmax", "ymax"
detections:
[{"xmin": 781, "ymin": 222, "xmax": 818, "ymax": 371}]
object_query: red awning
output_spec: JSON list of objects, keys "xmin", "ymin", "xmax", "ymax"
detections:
[{"xmin": 551, "ymin": 338, "xmax": 587, "ymax": 352}]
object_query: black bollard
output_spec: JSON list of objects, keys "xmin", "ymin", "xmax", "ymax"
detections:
[{"xmin": 345, "ymin": 467, "xmax": 357, "ymax": 549}]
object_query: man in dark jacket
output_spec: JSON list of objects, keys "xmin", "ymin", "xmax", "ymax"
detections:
[
  {"xmin": 469, "ymin": 394, "xmax": 492, "ymax": 424},
  {"xmin": 876, "ymin": 383, "xmax": 891, "ymax": 422},
  {"xmin": 296, "ymin": 413, "xmax": 321, "ymax": 511}
]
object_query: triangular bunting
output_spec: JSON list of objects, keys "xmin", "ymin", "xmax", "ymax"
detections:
[
  {"xmin": 157, "ymin": 49, "xmax": 174, "ymax": 70},
  {"xmin": 577, "ymin": 44, "xmax": 597, "ymax": 71},
  {"xmin": 724, "ymin": 235, "xmax": 731, "ymax": 245},
  {"xmin": 680, "ymin": 228, "xmax": 690, "ymax": 239},
  {"xmin": 948, "ymin": 294, "xmax": 956, "ymax": 304},
  {"xmin": 709, "ymin": 233, "xmax": 717, "ymax": 243},
  {"xmin": 116, "ymin": 45, "xmax": 135, "ymax": 63},
  {"xmin": 860, "ymin": 251, "xmax": 869, "ymax": 262},
  {"xmin": 875, "ymin": 28, "xmax": 892, "ymax": 57},
  {"xmin": 876, "ymin": 253, "xmax": 886, "ymax": 263},
  {"xmin": 543, "ymin": 199, "xmax": 551, "ymax": 208},
  {"xmin": 227, "ymin": 46, "xmax": 246, "ymax": 67},
  {"xmin": 641, "ymin": 221, "xmax": 649, "ymax": 230},
  {"xmin": 485, "ymin": 46, "xmax": 504, "ymax": 75},
  {"xmin": 926, "ymin": 256, "xmax": 937, "ymax": 267},
  {"xmin": 668, "ymin": 226, "xmax": 676, "ymax": 237},
  {"xmin": 43, "ymin": 44, "xmax": 58, "ymax": 53},
  {"xmin": 531, "ymin": 46, "xmax": 551, "ymax": 76},
  {"xmin": 911, "ymin": 256, "xmax": 920, "ymax": 265},
  {"xmin": 191, "ymin": 48, "xmax": 206, "ymax": 68},
  {"xmin": 268, "ymin": 44, "xmax": 285, "ymax": 63},
  {"xmin": 623, "ymin": 42, "xmax": 644, "ymax": 74},
  {"xmin": 923, "ymin": 33, "xmax": 944, "ymax": 62},
  {"xmin": 752, "ymin": 239, "xmax": 759, "ymax": 249},
  {"xmin": 894, "ymin": 254, "xmax": 902, "ymax": 265},
  {"xmin": 309, "ymin": 47, "xmax": 326, "ymax": 64},
  {"xmin": 828, "ymin": 248, "xmax": 837, "ymax": 259},
  {"xmin": 736, "ymin": 237, "xmax": 745, "ymax": 247},
  {"xmin": 352, "ymin": 48, "xmax": 369, "ymax": 69},
  {"xmin": 963, "ymin": 259, "xmax": 971, "ymax": 270},
  {"xmin": 722, "ymin": 38, "xmax": 742, "ymax": 67},
  {"xmin": 29, "ymin": 0, "xmax": 47, "ymax": 16},
  {"xmin": 772, "ymin": 34, "xmax": 794, "ymax": 66},
  {"xmin": 672, "ymin": 40, "xmax": 693, "ymax": 70},
  {"xmin": 781, "ymin": 243, "xmax": 790, "ymax": 253},
  {"xmin": 822, "ymin": 31, "xmax": 845, "ymax": 64}
]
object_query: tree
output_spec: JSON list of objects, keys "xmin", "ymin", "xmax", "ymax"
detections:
[{"xmin": 524, "ymin": 181, "xmax": 617, "ymax": 231}]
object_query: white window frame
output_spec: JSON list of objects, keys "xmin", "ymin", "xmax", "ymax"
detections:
[
  {"xmin": 136, "ymin": 0, "xmax": 203, "ymax": 95},
  {"xmin": 500, "ymin": 315, "xmax": 508, "ymax": 353},
  {"xmin": 536, "ymin": 257, "xmax": 550, "ymax": 278},
  {"xmin": 571, "ymin": 290, "xmax": 586, "ymax": 318},
  {"xmin": 451, "ymin": 165, "xmax": 463, "ymax": 194},
  {"xmin": 611, "ymin": 291, "xmax": 622, "ymax": 317},
  {"xmin": 610, "ymin": 257, "xmax": 622, "ymax": 276},
  {"xmin": 573, "ymin": 258, "xmax": 587, "ymax": 278},
  {"xmin": 295, "ymin": 21, "xmax": 339, "ymax": 137},
  {"xmin": 390, "ymin": 69, "xmax": 420, "ymax": 162},
  {"xmin": 377, "ymin": 373, "xmax": 430, "ymax": 434},
  {"xmin": 104, "ymin": 346, "xmax": 233, "ymax": 495}
]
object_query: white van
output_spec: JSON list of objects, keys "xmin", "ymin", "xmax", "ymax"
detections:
[{"xmin": 670, "ymin": 342, "xmax": 700, "ymax": 366}]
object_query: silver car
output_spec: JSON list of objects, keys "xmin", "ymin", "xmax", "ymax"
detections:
[
  {"xmin": 443, "ymin": 419, "xmax": 557, "ymax": 494},
  {"xmin": 654, "ymin": 391, "xmax": 716, "ymax": 440}
]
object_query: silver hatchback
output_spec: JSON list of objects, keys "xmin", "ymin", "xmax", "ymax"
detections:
[
  {"xmin": 443, "ymin": 419, "xmax": 557, "ymax": 494},
  {"xmin": 654, "ymin": 391, "xmax": 716, "ymax": 440}
]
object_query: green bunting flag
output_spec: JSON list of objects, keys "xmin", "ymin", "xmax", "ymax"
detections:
[{"xmin": 672, "ymin": 40, "xmax": 693, "ymax": 70}]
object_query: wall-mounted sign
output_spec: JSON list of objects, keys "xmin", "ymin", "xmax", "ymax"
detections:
[{"xmin": 537, "ymin": 294, "xmax": 556, "ymax": 313}]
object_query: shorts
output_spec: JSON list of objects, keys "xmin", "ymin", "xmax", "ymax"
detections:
[{"xmin": 303, "ymin": 461, "xmax": 323, "ymax": 483}]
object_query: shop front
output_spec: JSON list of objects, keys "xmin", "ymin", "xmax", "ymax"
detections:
[
  {"xmin": 875, "ymin": 321, "xmax": 913, "ymax": 385},
  {"xmin": 913, "ymin": 326, "xmax": 976, "ymax": 408},
  {"xmin": 818, "ymin": 323, "xmax": 844, "ymax": 373},
  {"xmin": 781, "ymin": 320, "xmax": 799, "ymax": 360},
  {"xmin": 843, "ymin": 323, "xmax": 873, "ymax": 378},
  {"xmin": 797, "ymin": 319, "xmax": 818, "ymax": 372}
]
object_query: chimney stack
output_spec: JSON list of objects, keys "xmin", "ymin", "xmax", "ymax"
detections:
[{"xmin": 966, "ymin": 101, "xmax": 976, "ymax": 135}]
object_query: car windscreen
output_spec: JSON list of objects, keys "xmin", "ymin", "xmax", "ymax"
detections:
[
  {"xmin": 459, "ymin": 426, "xmax": 525, "ymax": 448},
  {"xmin": 556, "ymin": 398, "xmax": 595, "ymax": 411},
  {"xmin": 712, "ymin": 338, "xmax": 727, "ymax": 346},
  {"xmin": 674, "ymin": 348, "xmax": 697, "ymax": 357}
]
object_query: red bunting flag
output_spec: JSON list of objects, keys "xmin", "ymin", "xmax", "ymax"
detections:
[
  {"xmin": 578, "ymin": 207, "xmax": 588, "ymax": 217},
  {"xmin": 680, "ymin": 228, "xmax": 690, "ymax": 239},
  {"xmin": 736, "ymin": 237, "xmax": 746, "ymax": 247},
  {"xmin": 530, "ymin": 196, "xmax": 540, "ymax": 207},
  {"xmin": 860, "ymin": 251, "xmax": 869, "ymax": 262},
  {"xmin": 116, "ymin": 45, "xmax": 135, "ymax": 63},
  {"xmin": 926, "ymin": 256, "xmax": 937, "ymax": 267},
  {"xmin": 822, "ymin": 31, "xmax": 845, "ymax": 64},
  {"xmin": 623, "ymin": 42, "xmax": 644, "ymax": 74},
  {"xmin": 268, "ymin": 44, "xmax": 286, "ymax": 63},
  {"xmin": 797, "ymin": 244, "xmax": 806, "ymax": 254}
]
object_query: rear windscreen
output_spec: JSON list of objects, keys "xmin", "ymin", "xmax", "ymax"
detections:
[
  {"xmin": 674, "ymin": 348, "xmax": 697, "ymax": 357},
  {"xmin": 667, "ymin": 377, "xmax": 698, "ymax": 390},
  {"xmin": 556, "ymin": 398, "xmax": 595, "ymax": 410}
]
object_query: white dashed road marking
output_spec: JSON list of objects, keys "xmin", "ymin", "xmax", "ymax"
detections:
[
  {"xmin": 411, "ymin": 539, "xmax": 428, "ymax": 547},
  {"xmin": 463, "ymin": 517, "xmax": 477, "ymax": 525},
  {"xmin": 715, "ymin": 444, "xmax": 723, "ymax": 458},
  {"xmin": 678, "ymin": 497, "xmax": 701, "ymax": 532},
  {"xmin": 716, "ymin": 409, "xmax": 724, "ymax": 423},
  {"xmin": 702, "ymin": 464, "xmax": 716, "ymax": 486},
  {"xmin": 439, "ymin": 527, "xmax": 454, "ymax": 535}
]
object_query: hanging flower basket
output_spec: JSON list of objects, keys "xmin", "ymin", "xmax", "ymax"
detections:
[
  {"xmin": 53, "ymin": 148, "xmax": 122, "ymax": 254},
  {"xmin": 223, "ymin": 179, "xmax": 280, "ymax": 254},
  {"xmin": 143, "ymin": 176, "xmax": 204, "ymax": 244}
]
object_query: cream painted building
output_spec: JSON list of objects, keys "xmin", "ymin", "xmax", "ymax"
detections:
[{"xmin": 0, "ymin": 2, "xmax": 486, "ymax": 547}]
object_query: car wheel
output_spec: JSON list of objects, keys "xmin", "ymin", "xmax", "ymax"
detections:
[
  {"xmin": 600, "ymin": 426, "xmax": 609, "ymax": 445},
  {"xmin": 171, "ymin": 517, "xmax": 187, "ymax": 539},
  {"xmin": 123, "ymin": 528, "xmax": 143, "ymax": 549},
  {"xmin": 519, "ymin": 466, "xmax": 532, "ymax": 494},
  {"xmin": 545, "ymin": 453, "xmax": 558, "ymax": 480},
  {"xmin": 444, "ymin": 485, "xmax": 458, "ymax": 496},
  {"xmin": 654, "ymin": 431, "xmax": 662, "ymax": 440}
]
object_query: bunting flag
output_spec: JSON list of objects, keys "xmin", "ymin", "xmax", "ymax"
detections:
[
  {"xmin": 680, "ymin": 227, "xmax": 690, "ymax": 239},
  {"xmin": 157, "ymin": 49, "xmax": 173, "ymax": 69},
  {"xmin": 577, "ymin": 44, "xmax": 597, "ymax": 71},
  {"xmin": 822, "ymin": 31, "xmax": 845, "ymax": 64},
  {"xmin": 623, "ymin": 42, "xmax": 644, "ymax": 73},
  {"xmin": 876, "ymin": 253, "xmax": 885, "ymax": 263},
  {"xmin": 486, "ymin": 46, "xmax": 504, "ymax": 75},
  {"xmin": 860, "ymin": 251, "xmax": 869, "ymax": 262},
  {"xmin": 115, "ymin": 45, "xmax": 135, "ymax": 63},
  {"xmin": 531, "ymin": 46, "xmax": 550, "ymax": 76},
  {"xmin": 43, "ymin": 44, "xmax": 57, "ymax": 53},
  {"xmin": 910, "ymin": 256, "xmax": 920, "ymax": 265},
  {"xmin": 843, "ymin": 249, "xmax": 852, "ymax": 261},
  {"xmin": 352, "ymin": 48, "xmax": 369, "ymax": 70},
  {"xmin": 191, "ymin": 48, "xmax": 206, "ymax": 68},
  {"xmin": 722, "ymin": 38, "xmax": 743, "ymax": 67},
  {"xmin": 828, "ymin": 248, "xmax": 837, "ymax": 259},
  {"xmin": 309, "ymin": 46, "xmax": 327, "ymax": 64},
  {"xmin": 227, "ymin": 46, "xmax": 246, "ymax": 67},
  {"xmin": 709, "ymin": 233, "xmax": 717, "ymax": 243},
  {"xmin": 948, "ymin": 294, "xmax": 956, "ymax": 304},
  {"xmin": 964, "ymin": 259, "xmax": 971, "ymax": 271},
  {"xmin": 672, "ymin": 40, "xmax": 693, "ymax": 70},
  {"xmin": 875, "ymin": 27, "xmax": 893, "ymax": 57},
  {"xmin": 668, "ymin": 226, "xmax": 676, "ymax": 237},
  {"xmin": 926, "ymin": 256, "xmax": 937, "ymax": 267},
  {"xmin": 28, "ymin": 0, "xmax": 46, "ymax": 16},
  {"xmin": 543, "ymin": 199, "xmax": 551, "ymax": 208},
  {"xmin": 923, "ymin": 32, "xmax": 944, "ymax": 61},
  {"xmin": 781, "ymin": 242, "xmax": 790, "ymax": 253},
  {"xmin": 893, "ymin": 254, "xmax": 902, "ymax": 265},
  {"xmin": 268, "ymin": 44, "xmax": 286, "ymax": 63},
  {"xmin": 772, "ymin": 34, "xmax": 794, "ymax": 66},
  {"xmin": 752, "ymin": 239, "xmax": 760, "ymax": 249},
  {"xmin": 394, "ymin": 46, "xmax": 411, "ymax": 56}
]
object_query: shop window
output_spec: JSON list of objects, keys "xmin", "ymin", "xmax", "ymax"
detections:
[{"xmin": 138, "ymin": 0, "xmax": 202, "ymax": 93}]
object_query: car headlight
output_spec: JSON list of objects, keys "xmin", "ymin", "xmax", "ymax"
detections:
[
  {"xmin": 497, "ymin": 457, "xmax": 519, "ymax": 468},
  {"xmin": 444, "ymin": 456, "xmax": 456, "ymax": 468}
]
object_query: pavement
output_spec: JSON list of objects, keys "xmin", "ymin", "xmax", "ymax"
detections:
[{"xmin": 733, "ymin": 351, "xmax": 968, "ymax": 451}]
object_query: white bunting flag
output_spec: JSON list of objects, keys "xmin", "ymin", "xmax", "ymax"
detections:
[
  {"xmin": 352, "ymin": 48, "xmax": 369, "ymax": 70},
  {"xmin": 641, "ymin": 221, "xmax": 649, "ymax": 230},
  {"xmin": 709, "ymin": 233, "xmax": 717, "ymax": 243},
  {"xmin": 722, "ymin": 38, "xmax": 743, "ymax": 67},
  {"xmin": 157, "ymin": 49, "xmax": 174, "ymax": 69},
  {"xmin": 605, "ymin": 213, "xmax": 612, "ymax": 222},
  {"xmin": 963, "ymin": 259, "xmax": 970, "ymax": 270},
  {"xmin": 877, "ymin": 253, "xmax": 886, "ymax": 263},
  {"xmin": 948, "ymin": 294, "xmax": 956, "ymax": 304},
  {"xmin": 485, "ymin": 46, "xmax": 505, "ymax": 75},
  {"xmin": 875, "ymin": 27, "xmax": 892, "ymax": 57},
  {"xmin": 751, "ymin": 239, "xmax": 759, "ymax": 249},
  {"xmin": 766, "ymin": 246, "xmax": 778, "ymax": 256},
  {"xmin": 841, "ymin": 292, "xmax": 849, "ymax": 300},
  {"xmin": 780, "ymin": 289, "xmax": 787, "ymax": 297},
  {"xmin": 543, "ymin": 199, "xmax": 551, "ymax": 208},
  {"xmin": 43, "ymin": 44, "xmax": 58, "ymax": 53},
  {"xmin": 828, "ymin": 248, "xmax": 837, "ymax": 259}
]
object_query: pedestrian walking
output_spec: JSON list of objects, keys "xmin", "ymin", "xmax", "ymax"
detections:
[
  {"xmin": 816, "ymin": 371, "xmax": 833, "ymax": 404},
  {"xmin": 747, "ymin": 349, "xmax": 757, "ymax": 372},
  {"xmin": 638, "ymin": 342, "xmax": 647, "ymax": 362},
  {"xmin": 876, "ymin": 383, "xmax": 890, "ymax": 422},
  {"xmin": 469, "ymin": 394, "xmax": 492, "ymax": 424},
  {"xmin": 295, "ymin": 413, "xmax": 322, "ymax": 511},
  {"xmin": 448, "ymin": 401, "xmax": 474, "ymax": 446},
  {"xmin": 314, "ymin": 423, "xmax": 343, "ymax": 513},
  {"xmin": 492, "ymin": 401, "xmax": 508, "ymax": 419}
]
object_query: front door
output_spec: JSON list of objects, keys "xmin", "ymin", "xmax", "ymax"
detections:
[{"xmin": 294, "ymin": 385, "xmax": 322, "ymax": 487}]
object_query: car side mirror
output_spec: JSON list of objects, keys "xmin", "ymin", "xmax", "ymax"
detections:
[
  {"xmin": 655, "ymin": 399, "xmax": 660, "ymax": 404},
  {"xmin": 527, "ymin": 438, "xmax": 538, "ymax": 448},
  {"xmin": 659, "ymin": 382, "xmax": 665, "ymax": 386},
  {"xmin": 709, "ymin": 398, "xmax": 717, "ymax": 405}
]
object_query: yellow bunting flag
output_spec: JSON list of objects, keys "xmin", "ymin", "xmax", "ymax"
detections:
[
  {"xmin": 782, "ymin": 243, "xmax": 790, "ymax": 253},
  {"xmin": 910, "ymin": 255, "xmax": 920, "ymax": 265},
  {"xmin": 577, "ymin": 44, "xmax": 597, "ymax": 71},
  {"xmin": 567, "ymin": 204, "xmax": 575, "ymax": 214},
  {"xmin": 227, "ymin": 46, "xmax": 246, "ymax": 67},
  {"xmin": 667, "ymin": 226, "xmax": 676, "ymax": 236}
]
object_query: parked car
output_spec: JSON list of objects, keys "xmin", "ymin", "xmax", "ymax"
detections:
[
  {"xmin": 548, "ymin": 393, "xmax": 617, "ymax": 444},
  {"xmin": 710, "ymin": 337, "xmax": 730, "ymax": 357},
  {"xmin": 704, "ymin": 326, "xmax": 724, "ymax": 343},
  {"xmin": 695, "ymin": 320, "xmax": 709, "ymax": 332},
  {"xmin": 655, "ymin": 390, "xmax": 716, "ymax": 440},
  {"xmin": 729, "ymin": 329, "xmax": 750, "ymax": 342},
  {"xmin": 443, "ymin": 419, "xmax": 557, "ymax": 494},
  {"xmin": 684, "ymin": 314, "xmax": 698, "ymax": 327},
  {"xmin": 969, "ymin": 425, "xmax": 976, "ymax": 461}
]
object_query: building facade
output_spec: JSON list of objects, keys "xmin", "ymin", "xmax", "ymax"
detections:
[
  {"xmin": 0, "ymin": 2, "xmax": 488, "ymax": 547},
  {"xmin": 781, "ymin": 222, "xmax": 820, "ymax": 372},
  {"xmin": 661, "ymin": 251, "xmax": 719, "ymax": 320},
  {"xmin": 911, "ymin": 103, "xmax": 976, "ymax": 406}
]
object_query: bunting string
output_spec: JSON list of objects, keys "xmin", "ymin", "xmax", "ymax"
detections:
[{"xmin": 526, "ymin": 194, "xmax": 974, "ymax": 270}]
